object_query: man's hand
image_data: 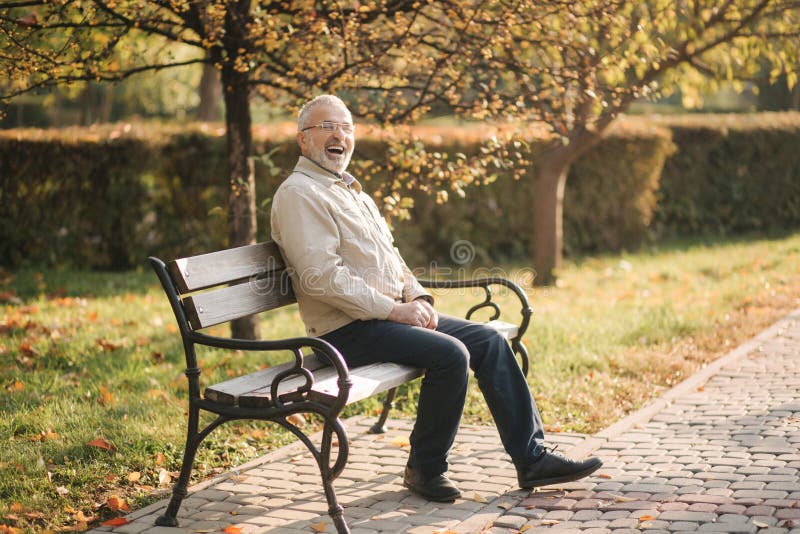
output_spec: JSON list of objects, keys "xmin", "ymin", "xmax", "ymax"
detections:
[{"xmin": 388, "ymin": 298, "xmax": 438, "ymax": 330}]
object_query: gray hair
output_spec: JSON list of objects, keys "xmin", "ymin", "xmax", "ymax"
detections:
[{"xmin": 297, "ymin": 95, "xmax": 351, "ymax": 131}]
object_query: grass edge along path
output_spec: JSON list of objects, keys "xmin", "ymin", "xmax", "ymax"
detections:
[{"xmin": 1, "ymin": 233, "xmax": 799, "ymax": 532}]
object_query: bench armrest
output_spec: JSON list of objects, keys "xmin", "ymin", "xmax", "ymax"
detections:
[
  {"xmin": 419, "ymin": 276, "xmax": 533, "ymax": 375},
  {"xmin": 188, "ymin": 331, "xmax": 352, "ymax": 413}
]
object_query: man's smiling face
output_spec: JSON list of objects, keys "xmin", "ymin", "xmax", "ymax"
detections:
[{"xmin": 297, "ymin": 101, "xmax": 354, "ymax": 174}]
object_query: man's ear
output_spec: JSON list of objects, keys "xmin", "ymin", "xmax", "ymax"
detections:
[{"xmin": 296, "ymin": 131, "xmax": 307, "ymax": 154}]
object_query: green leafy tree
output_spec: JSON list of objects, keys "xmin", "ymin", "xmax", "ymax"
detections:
[
  {"xmin": 454, "ymin": 0, "xmax": 800, "ymax": 284},
  {"xmin": 0, "ymin": 0, "xmax": 529, "ymax": 335}
]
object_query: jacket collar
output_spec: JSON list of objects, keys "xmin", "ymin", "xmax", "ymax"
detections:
[{"xmin": 294, "ymin": 156, "xmax": 362, "ymax": 192}]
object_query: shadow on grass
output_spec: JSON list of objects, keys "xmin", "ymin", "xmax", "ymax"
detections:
[{"xmin": 4, "ymin": 266, "xmax": 156, "ymax": 299}]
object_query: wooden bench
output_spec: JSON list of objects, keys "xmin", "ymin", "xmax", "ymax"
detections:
[{"xmin": 148, "ymin": 241, "xmax": 532, "ymax": 534}]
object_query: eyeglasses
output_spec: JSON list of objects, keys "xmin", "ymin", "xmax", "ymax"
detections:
[{"xmin": 301, "ymin": 121, "xmax": 355, "ymax": 134}]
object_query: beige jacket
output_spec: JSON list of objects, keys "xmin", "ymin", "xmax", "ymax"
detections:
[{"xmin": 270, "ymin": 156, "xmax": 431, "ymax": 336}]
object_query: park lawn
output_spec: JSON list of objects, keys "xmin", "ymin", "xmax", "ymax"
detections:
[{"xmin": 1, "ymin": 233, "xmax": 800, "ymax": 532}]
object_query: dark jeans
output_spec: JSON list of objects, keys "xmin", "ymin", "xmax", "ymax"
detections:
[{"xmin": 321, "ymin": 314, "xmax": 545, "ymax": 477}]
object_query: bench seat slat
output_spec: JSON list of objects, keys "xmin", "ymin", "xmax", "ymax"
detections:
[
  {"xmin": 204, "ymin": 354, "xmax": 329, "ymax": 405},
  {"xmin": 169, "ymin": 242, "xmax": 286, "ymax": 293},
  {"xmin": 184, "ymin": 273, "xmax": 295, "ymax": 330},
  {"xmin": 204, "ymin": 320, "xmax": 519, "ymax": 407},
  {"xmin": 485, "ymin": 320, "xmax": 518, "ymax": 339},
  {"xmin": 239, "ymin": 363, "xmax": 424, "ymax": 408}
]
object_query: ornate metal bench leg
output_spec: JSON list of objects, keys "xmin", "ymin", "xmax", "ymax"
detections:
[
  {"xmin": 156, "ymin": 406, "xmax": 201, "ymax": 527},
  {"xmin": 368, "ymin": 387, "xmax": 397, "ymax": 434},
  {"xmin": 319, "ymin": 422, "xmax": 350, "ymax": 533}
]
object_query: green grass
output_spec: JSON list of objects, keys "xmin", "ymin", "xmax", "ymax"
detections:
[{"xmin": 2, "ymin": 233, "xmax": 800, "ymax": 532}]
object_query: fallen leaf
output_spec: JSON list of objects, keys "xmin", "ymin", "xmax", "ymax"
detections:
[
  {"xmin": 639, "ymin": 514, "xmax": 656, "ymax": 521},
  {"xmin": 9, "ymin": 380, "xmax": 25, "ymax": 392},
  {"xmin": 286, "ymin": 413, "xmax": 306, "ymax": 427},
  {"xmin": 222, "ymin": 527, "xmax": 242, "ymax": 534},
  {"xmin": 158, "ymin": 469, "xmax": 171, "ymax": 486},
  {"xmin": 309, "ymin": 522, "xmax": 327, "ymax": 533},
  {"xmin": 3, "ymin": 514, "xmax": 19, "ymax": 522},
  {"xmin": 518, "ymin": 526, "xmax": 532, "ymax": 533},
  {"xmin": 55, "ymin": 486, "xmax": 69, "ymax": 496},
  {"xmin": 74, "ymin": 510, "xmax": 97, "ymax": 523},
  {"xmin": 540, "ymin": 519, "xmax": 560, "ymax": 525},
  {"xmin": 752, "ymin": 520, "xmax": 769, "ymax": 528},
  {"xmin": 155, "ymin": 451, "xmax": 166, "ymax": 466},
  {"xmin": 613, "ymin": 495, "xmax": 636, "ymax": 503},
  {"xmin": 390, "ymin": 436, "xmax": 410, "ymax": 448},
  {"xmin": 86, "ymin": 438, "xmax": 116, "ymax": 452},
  {"xmin": 0, "ymin": 525, "xmax": 23, "ymax": 534},
  {"xmin": 596, "ymin": 473, "xmax": 612, "ymax": 479},
  {"xmin": 9, "ymin": 504, "xmax": 23, "ymax": 514},
  {"xmin": 127, "ymin": 471, "xmax": 141, "ymax": 483},
  {"xmin": 95, "ymin": 338, "xmax": 121, "ymax": 352},
  {"xmin": 86, "ymin": 311, "xmax": 99, "ymax": 322},
  {"xmin": 69, "ymin": 520, "xmax": 89, "ymax": 532},
  {"xmin": 107, "ymin": 495, "xmax": 129, "ymax": 512},
  {"xmin": 101, "ymin": 518, "xmax": 129, "ymax": 527},
  {"xmin": 472, "ymin": 491, "xmax": 487, "ymax": 503},
  {"xmin": 98, "ymin": 386, "xmax": 114, "ymax": 406},
  {"xmin": 19, "ymin": 342, "xmax": 40, "ymax": 357}
]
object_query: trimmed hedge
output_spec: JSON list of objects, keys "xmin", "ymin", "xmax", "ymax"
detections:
[
  {"xmin": 1, "ymin": 113, "xmax": 798, "ymax": 270},
  {"xmin": 649, "ymin": 113, "xmax": 800, "ymax": 237}
]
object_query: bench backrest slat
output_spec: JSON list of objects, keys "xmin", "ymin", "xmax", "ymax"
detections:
[
  {"xmin": 168, "ymin": 242, "xmax": 286, "ymax": 294},
  {"xmin": 183, "ymin": 272, "xmax": 295, "ymax": 330}
]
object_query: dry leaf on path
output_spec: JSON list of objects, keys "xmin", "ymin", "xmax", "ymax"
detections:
[
  {"xmin": 472, "ymin": 491, "xmax": 488, "ymax": 503},
  {"xmin": 390, "ymin": 436, "xmax": 410, "ymax": 448},
  {"xmin": 222, "ymin": 527, "xmax": 242, "ymax": 534},
  {"xmin": 613, "ymin": 495, "xmax": 636, "ymax": 503},
  {"xmin": 101, "ymin": 518, "xmax": 129, "ymax": 527},
  {"xmin": 126, "ymin": 471, "xmax": 141, "ymax": 483},
  {"xmin": 286, "ymin": 413, "xmax": 306, "ymax": 427},
  {"xmin": 310, "ymin": 522, "xmax": 327, "ymax": 532}
]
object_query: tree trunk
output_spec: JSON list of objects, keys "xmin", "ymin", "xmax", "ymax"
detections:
[
  {"xmin": 533, "ymin": 146, "xmax": 572, "ymax": 286},
  {"xmin": 197, "ymin": 62, "xmax": 221, "ymax": 121},
  {"xmin": 532, "ymin": 129, "xmax": 607, "ymax": 285},
  {"xmin": 222, "ymin": 66, "xmax": 260, "ymax": 340}
]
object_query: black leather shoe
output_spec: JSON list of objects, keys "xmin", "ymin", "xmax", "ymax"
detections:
[
  {"xmin": 517, "ymin": 447, "xmax": 603, "ymax": 489},
  {"xmin": 403, "ymin": 466, "xmax": 461, "ymax": 502}
]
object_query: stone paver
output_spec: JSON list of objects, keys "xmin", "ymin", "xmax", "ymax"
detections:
[{"xmin": 89, "ymin": 310, "xmax": 800, "ymax": 533}]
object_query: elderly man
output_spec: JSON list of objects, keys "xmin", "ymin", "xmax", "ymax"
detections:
[{"xmin": 270, "ymin": 94, "xmax": 602, "ymax": 502}]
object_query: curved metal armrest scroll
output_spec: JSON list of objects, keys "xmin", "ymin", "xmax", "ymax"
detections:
[
  {"xmin": 188, "ymin": 331, "xmax": 352, "ymax": 413},
  {"xmin": 419, "ymin": 277, "xmax": 533, "ymax": 376}
]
